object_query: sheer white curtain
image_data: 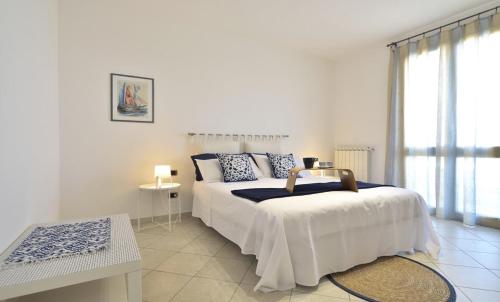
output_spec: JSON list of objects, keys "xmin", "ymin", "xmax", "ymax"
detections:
[{"xmin": 386, "ymin": 12, "xmax": 500, "ymax": 226}]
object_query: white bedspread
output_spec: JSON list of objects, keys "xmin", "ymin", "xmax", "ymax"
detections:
[{"xmin": 192, "ymin": 177, "xmax": 440, "ymax": 292}]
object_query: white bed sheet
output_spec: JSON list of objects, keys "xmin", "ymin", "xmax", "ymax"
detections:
[{"xmin": 192, "ymin": 177, "xmax": 440, "ymax": 292}]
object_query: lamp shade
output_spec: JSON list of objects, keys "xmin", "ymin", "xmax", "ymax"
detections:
[{"xmin": 154, "ymin": 165, "xmax": 171, "ymax": 178}]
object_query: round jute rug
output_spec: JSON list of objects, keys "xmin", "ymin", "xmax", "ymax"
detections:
[{"xmin": 327, "ymin": 256, "xmax": 455, "ymax": 302}]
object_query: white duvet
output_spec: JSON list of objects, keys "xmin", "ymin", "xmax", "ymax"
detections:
[{"xmin": 192, "ymin": 177, "xmax": 440, "ymax": 292}]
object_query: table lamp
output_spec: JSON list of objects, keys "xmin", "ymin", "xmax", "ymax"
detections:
[{"xmin": 154, "ymin": 165, "xmax": 172, "ymax": 188}]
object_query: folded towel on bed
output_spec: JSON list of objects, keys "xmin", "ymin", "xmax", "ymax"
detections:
[{"xmin": 231, "ymin": 181, "xmax": 392, "ymax": 202}]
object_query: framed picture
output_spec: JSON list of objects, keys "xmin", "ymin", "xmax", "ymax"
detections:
[{"xmin": 110, "ymin": 73, "xmax": 154, "ymax": 123}]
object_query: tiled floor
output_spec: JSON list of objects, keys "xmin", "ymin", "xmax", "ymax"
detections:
[{"xmin": 135, "ymin": 215, "xmax": 500, "ymax": 302}]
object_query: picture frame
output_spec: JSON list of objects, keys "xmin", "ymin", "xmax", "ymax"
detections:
[{"xmin": 110, "ymin": 73, "xmax": 154, "ymax": 123}]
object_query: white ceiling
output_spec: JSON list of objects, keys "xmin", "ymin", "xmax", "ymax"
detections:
[{"xmin": 167, "ymin": 0, "xmax": 495, "ymax": 60}]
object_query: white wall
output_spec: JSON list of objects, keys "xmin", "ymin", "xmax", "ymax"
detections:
[
  {"xmin": 58, "ymin": 0, "xmax": 335, "ymax": 220},
  {"xmin": 331, "ymin": 44, "xmax": 390, "ymax": 183},
  {"xmin": 0, "ymin": 0, "xmax": 60, "ymax": 252}
]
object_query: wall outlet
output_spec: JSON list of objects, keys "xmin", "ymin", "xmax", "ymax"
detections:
[{"xmin": 170, "ymin": 192, "xmax": 178, "ymax": 198}]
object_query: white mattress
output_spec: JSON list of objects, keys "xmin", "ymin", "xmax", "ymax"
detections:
[{"xmin": 192, "ymin": 177, "xmax": 440, "ymax": 292}]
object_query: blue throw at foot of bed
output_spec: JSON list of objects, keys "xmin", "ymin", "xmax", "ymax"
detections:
[{"xmin": 231, "ymin": 181, "xmax": 392, "ymax": 202}]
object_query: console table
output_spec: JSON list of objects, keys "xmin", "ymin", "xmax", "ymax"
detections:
[
  {"xmin": 0, "ymin": 214, "xmax": 141, "ymax": 301},
  {"xmin": 286, "ymin": 167, "xmax": 358, "ymax": 193}
]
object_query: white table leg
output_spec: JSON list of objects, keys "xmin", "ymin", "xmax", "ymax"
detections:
[
  {"xmin": 137, "ymin": 191, "xmax": 141, "ymax": 232},
  {"xmin": 168, "ymin": 190, "xmax": 172, "ymax": 232},
  {"xmin": 151, "ymin": 191, "xmax": 154, "ymax": 223},
  {"xmin": 126, "ymin": 270, "xmax": 142, "ymax": 302},
  {"xmin": 178, "ymin": 192, "xmax": 182, "ymax": 222}
]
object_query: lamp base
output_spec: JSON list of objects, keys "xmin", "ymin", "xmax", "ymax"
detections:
[{"xmin": 156, "ymin": 176, "xmax": 162, "ymax": 189}]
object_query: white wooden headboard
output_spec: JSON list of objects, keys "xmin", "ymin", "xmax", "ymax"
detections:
[{"xmin": 188, "ymin": 132, "xmax": 289, "ymax": 153}]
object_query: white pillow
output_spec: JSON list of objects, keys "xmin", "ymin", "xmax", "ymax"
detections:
[
  {"xmin": 294, "ymin": 156, "xmax": 312, "ymax": 178},
  {"xmin": 249, "ymin": 158, "xmax": 264, "ymax": 179},
  {"xmin": 251, "ymin": 154, "xmax": 274, "ymax": 178},
  {"xmin": 195, "ymin": 159, "xmax": 223, "ymax": 182}
]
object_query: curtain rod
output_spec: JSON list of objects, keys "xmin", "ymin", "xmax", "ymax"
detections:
[{"xmin": 386, "ymin": 5, "xmax": 499, "ymax": 47}]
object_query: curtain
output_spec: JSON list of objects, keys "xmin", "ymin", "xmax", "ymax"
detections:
[{"xmin": 386, "ymin": 12, "xmax": 500, "ymax": 226}]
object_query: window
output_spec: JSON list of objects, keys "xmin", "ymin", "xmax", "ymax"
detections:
[{"xmin": 403, "ymin": 22, "xmax": 500, "ymax": 220}]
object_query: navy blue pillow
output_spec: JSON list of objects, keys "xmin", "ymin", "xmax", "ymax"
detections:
[{"xmin": 191, "ymin": 153, "xmax": 217, "ymax": 181}]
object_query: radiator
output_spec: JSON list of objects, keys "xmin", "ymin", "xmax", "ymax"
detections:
[{"xmin": 334, "ymin": 147, "xmax": 373, "ymax": 182}]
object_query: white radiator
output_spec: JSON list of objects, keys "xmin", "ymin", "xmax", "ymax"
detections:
[{"xmin": 334, "ymin": 147, "xmax": 373, "ymax": 182}]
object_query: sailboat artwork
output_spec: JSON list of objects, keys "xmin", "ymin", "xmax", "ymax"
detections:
[
  {"xmin": 118, "ymin": 82, "xmax": 148, "ymax": 116},
  {"xmin": 111, "ymin": 73, "xmax": 154, "ymax": 123}
]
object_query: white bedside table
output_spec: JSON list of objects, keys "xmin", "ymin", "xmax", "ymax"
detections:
[{"xmin": 137, "ymin": 183, "xmax": 182, "ymax": 232}]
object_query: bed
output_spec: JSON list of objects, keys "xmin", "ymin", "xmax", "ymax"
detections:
[{"xmin": 192, "ymin": 176, "xmax": 440, "ymax": 292}]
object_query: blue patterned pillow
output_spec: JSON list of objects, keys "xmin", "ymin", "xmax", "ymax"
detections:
[
  {"xmin": 266, "ymin": 153, "xmax": 296, "ymax": 178},
  {"xmin": 216, "ymin": 153, "xmax": 257, "ymax": 182}
]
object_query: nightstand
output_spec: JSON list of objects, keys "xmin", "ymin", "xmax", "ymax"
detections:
[{"xmin": 137, "ymin": 183, "xmax": 181, "ymax": 232}]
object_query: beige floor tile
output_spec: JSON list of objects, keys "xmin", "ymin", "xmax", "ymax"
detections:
[
  {"xmin": 197, "ymin": 227, "xmax": 229, "ymax": 241},
  {"xmin": 435, "ymin": 222, "xmax": 473, "ymax": 234},
  {"xmin": 415, "ymin": 261, "xmax": 457, "ymax": 287},
  {"xmin": 136, "ymin": 217, "xmax": 204, "ymax": 236},
  {"xmin": 400, "ymin": 252, "xmax": 433, "ymax": 263},
  {"xmin": 444, "ymin": 238, "xmax": 500, "ymax": 253},
  {"xmin": 294, "ymin": 277, "xmax": 349, "ymax": 300},
  {"xmin": 171, "ymin": 277, "xmax": 239, "ymax": 302},
  {"xmin": 471, "ymin": 229, "xmax": 500, "ymax": 243},
  {"xmin": 348, "ymin": 294, "xmax": 366, "ymax": 301},
  {"xmin": 437, "ymin": 228, "xmax": 480, "ymax": 240},
  {"xmin": 140, "ymin": 248, "xmax": 175, "ymax": 269},
  {"xmin": 196, "ymin": 257, "xmax": 253, "ymax": 282},
  {"xmin": 418, "ymin": 262, "xmax": 448, "ymax": 277},
  {"xmin": 147, "ymin": 233, "xmax": 193, "ymax": 251},
  {"xmin": 438, "ymin": 237, "xmax": 460, "ymax": 250},
  {"xmin": 466, "ymin": 251, "xmax": 500, "ymax": 269},
  {"xmin": 455, "ymin": 287, "xmax": 471, "ymax": 302},
  {"xmin": 491, "ymin": 269, "xmax": 500, "ymax": 278},
  {"xmin": 181, "ymin": 238, "xmax": 226, "ymax": 256},
  {"xmin": 142, "ymin": 269, "xmax": 152, "ymax": 277},
  {"xmin": 433, "ymin": 249, "xmax": 482, "ymax": 267},
  {"xmin": 179, "ymin": 213, "xmax": 203, "ymax": 224},
  {"xmin": 460, "ymin": 287, "xmax": 500, "ymax": 302},
  {"xmin": 436, "ymin": 264, "xmax": 500, "ymax": 291},
  {"xmin": 139, "ymin": 224, "xmax": 172, "ymax": 235},
  {"xmin": 231, "ymin": 284, "xmax": 291, "ymax": 302},
  {"xmin": 242, "ymin": 261, "xmax": 260, "ymax": 286},
  {"xmin": 156, "ymin": 252, "xmax": 211, "ymax": 276},
  {"xmin": 180, "ymin": 212, "xmax": 198, "ymax": 219},
  {"xmin": 166, "ymin": 228, "xmax": 203, "ymax": 242},
  {"xmin": 132, "ymin": 219, "xmax": 154, "ymax": 231},
  {"xmin": 134, "ymin": 232, "xmax": 160, "ymax": 248},
  {"xmin": 186, "ymin": 222, "xmax": 208, "ymax": 231},
  {"xmin": 291, "ymin": 293, "xmax": 348, "ymax": 302},
  {"xmin": 216, "ymin": 242, "xmax": 254, "ymax": 261},
  {"xmin": 467, "ymin": 225, "xmax": 493, "ymax": 232},
  {"xmin": 142, "ymin": 271, "xmax": 191, "ymax": 302},
  {"xmin": 172, "ymin": 217, "xmax": 205, "ymax": 227},
  {"xmin": 171, "ymin": 222, "xmax": 207, "ymax": 238}
]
